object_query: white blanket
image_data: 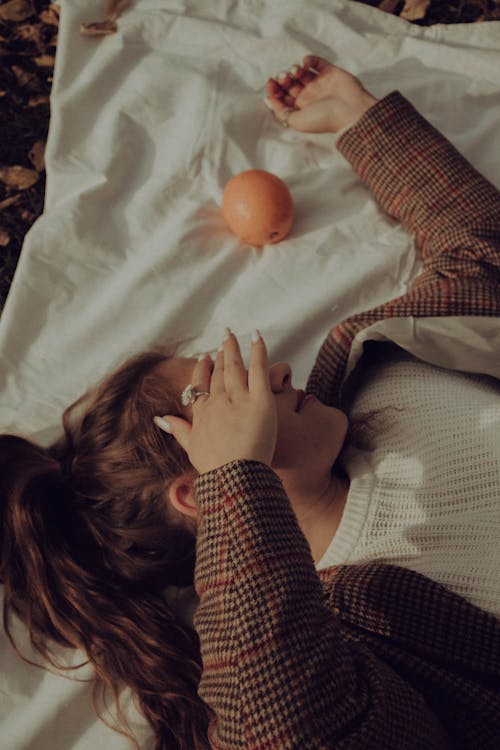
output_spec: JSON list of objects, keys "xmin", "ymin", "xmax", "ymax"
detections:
[{"xmin": 0, "ymin": 1, "xmax": 499, "ymax": 747}]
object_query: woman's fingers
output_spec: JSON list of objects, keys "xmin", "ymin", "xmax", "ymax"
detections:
[
  {"xmin": 210, "ymin": 346, "xmax": 226, "ymax": 395},
  {"xmin": 274, "ymin": 67, "xmax": 304, "ymax": 99},
  {"xmin": 189, "ymin": 353, "xmax": 213, "ymax": 396},
  {"xmin": 248, "ymin": 330, "xmax": 271, "ymax": 395},
  {"xmin": 223, "ymin": 330, "xmax": 248, "ymax": 395},
  {"xmin": 155, "ymin": 331, "xmax": 277, "ymax": 473},
  {"xmin": 265, "ymin": 79, "xmax": 297, "ymax": 124},
  {"xmin": 267, "ymin": 78, "xmax": 296, "ymax": 109},
  {"xmin": 154, "ymin": 414, "xmax": 192, "ymax": 453},
  {"xmin": 302, "ymin": 54, "xmax": 330, "ymax": 74},
  {"xmin": 265, "ymin": 57, "xmax": 325, "ymax": 125}
]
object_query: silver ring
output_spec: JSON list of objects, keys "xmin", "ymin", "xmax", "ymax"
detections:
[
  {"xmin": 181, "ymin": 384, "xmax": 210, "ymax": 406},
  {"xmin": 281, "ymin": 108, "xmax": 295, "ymax": 128}
]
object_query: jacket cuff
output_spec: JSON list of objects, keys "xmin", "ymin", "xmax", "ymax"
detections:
[{"xmin": 337, "ymin": 90, "xmax": 419, "ymax": 165}]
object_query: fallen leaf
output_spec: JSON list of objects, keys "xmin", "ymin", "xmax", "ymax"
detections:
[
  {"xmin": 0, "ymin": 228, "xmax": 11, "ymax": 247},
  {"xmin": 80, "ymin": 19, "xmax": 118, "ymax": 36},
  {"xmin": 400, "ymin": 0, "xmax": 430, "ymax": 20},
  {"xmin": 15, "ymin": 23, "xmax": 44, "ymax": 45},
  {"xmin": 33, "ymin": 54, "xmax": 56, "ymax": 67},
  {"xmin": 40, "ymin": 7, "xmax": 60, "ymax": 25},
  {"xmin": 0, "ymin": 166, "xmax": 40, "ymax": 190},
  {"xmin": 80, "ymin": 0, "xmax": 130, "ymax": 35},
  {"xmin": 379, "ymin": 0, "xmax": 401, "ymax": 13},
  {"xmin": 28, "ymin": 140, "xmax": 46, "ymax": 172},
  {"xmin": 0, "ymin": 0, "xmax": 35, "ymax": 22},
  {"xmin": 0, "ymin": 194, "xmax": 22, "ymax": 210},
  {"xmin": 28, "ymin": 94, "xmax": 50, "ymax": 107},
  {"xmin": 11, "ymin": 64, "xmax": 36, "ymax": 87}
]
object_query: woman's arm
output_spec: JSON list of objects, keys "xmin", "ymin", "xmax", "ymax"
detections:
[
  {"xmin": 193, "ymin": 460, "xmax": 449, "ymax": 749},
  {"xmin": 267, "ymin": 57, "xmax": 500, "ymax": 299},
  {"xmin": 303, "ymin": 88, "xmax": 500, "ymax": 407},
  {"xmin": 336, "ymin": 92, "xmax": 500, "ymax": 292},
  {"xmin": 160, "ymin": 335, "xmax": 447, "ymax": 748}
]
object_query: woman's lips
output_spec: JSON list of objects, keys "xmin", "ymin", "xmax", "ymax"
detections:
[
  {"xmin": 300, "ymin": 394, "xmax": 314, "ymax": 410},
  {"xmin": 295, "ymin": 390, "xmax": 314, "ymax": 411}
]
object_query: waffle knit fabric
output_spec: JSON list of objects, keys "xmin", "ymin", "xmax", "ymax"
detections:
[
  {"xmin": 193, "ymin": 92, "xmax": 500, "ymax": 749},
  {"xmin": 316, "ymin": 343, "xmax": 500, "ymax": 619}
]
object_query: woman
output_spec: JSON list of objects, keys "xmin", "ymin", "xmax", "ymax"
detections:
[{"xmin": 1, "ymin": 55, "xmax": 499, "ymax": 749}]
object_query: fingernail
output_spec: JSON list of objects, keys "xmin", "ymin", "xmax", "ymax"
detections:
[
  {"xmin": 153, "ymin": 416, "xmax": 172, "ymax": 434},
  {"xmin": 198, "ymin": 352, "xmax": 209, "ymax": 361},
  {"xmin": 263, "ymin": 97, "xmax": 273, "ymax": 111},
  {"xmin": 276, "ymin": 71, "xmax": 287, "ymax": 82},
  {"xmin": 289, "ymin": 64, "xmax": 300, "ymax": 76},
  {"xmin": 223, "ymin": 327, "xmax": 232, "ymax": 341},
  {"xmin": 251, "ymin": 329, "xmax": 261, "ymax": 343},
  {"xmin": 308, "ymin": 65, "xmax": 320, "ymax": 75}
]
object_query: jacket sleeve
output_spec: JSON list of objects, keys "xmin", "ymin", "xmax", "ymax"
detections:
[
  {"xmin": 336, "ymin": 91, "xmax": 500, "ymax": 292},
  {"xmin": 306, "ymin": 93, "xmax": 500, "ymax": 406},
  {"xmin": 193, "ymin": 459, "xmax": 449, "ymax": 749}
]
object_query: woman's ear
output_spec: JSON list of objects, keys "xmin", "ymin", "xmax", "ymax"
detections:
[{"xmin": 167, "ymin": 474, "xmax": 198, "ymax": 520}]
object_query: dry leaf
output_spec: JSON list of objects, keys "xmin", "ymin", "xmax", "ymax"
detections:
[
  {"xmin": 15, "ymin": 23, "xmax": 46, "ymax": 50},
  {"xmin": 0, "ymin": 166, "xmax": 40, "ymax": 190},
  {"xmin": 400, "ymin": 0, "xmax": 430, "ymax": 20},
  {"xmin": 33, "ymin": 54, "xmax": 56, "ymax": 67},
  {"xmin": 0, "ymin": 0, "xmax": 35, "ymax": 22},
  {"xmin": 28, "ymin": 140, "xmax": 46, "ymax": 172},
  {"xmin": 80, "ymin": 19, "xmax": 118, "ymax": 36},
  {"xmin": 0, "ymin": 194, "xmax": 22, "ymax": 211},
  {"xmin": 0, "ymin": 228, "xmax": 11, "ymax": 247},
  {"xmin": 379, "ymin": 0, "xmax": 401, "ymax": 13},
  {"xmin": 11, "ymin": 64, "xmax": 36, "ymax": 87},
  {"xmin": 80, "ymin": 0, "xmax": 130, "ymax": 36},
  {"xmin": 28, "ymin": 94, "xmax": 50, "ymax": 107},
  {"xmin": 40, "ymin": 7, "xmax": 60, "ymax": 26}
]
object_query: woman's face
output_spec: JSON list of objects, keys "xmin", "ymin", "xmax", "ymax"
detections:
[{"xmin": 158, "ymin": 357, "xmax": 348, "ymax": 479}]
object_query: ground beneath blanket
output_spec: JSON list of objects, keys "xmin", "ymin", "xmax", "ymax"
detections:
[{"xmin": 0, "ymin": 0, "xmax": 499, "ymax": 312}]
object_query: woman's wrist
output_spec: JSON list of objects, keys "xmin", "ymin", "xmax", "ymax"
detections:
[{"xmin": 330, "ymin": 94, "xmax": 379, "ymax": 133}]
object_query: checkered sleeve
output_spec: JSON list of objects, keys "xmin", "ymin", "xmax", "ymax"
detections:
[
  {"xmin": 306, "ymin": 93, "xmax": 500, "ymax": 406},
  {"xmin": 337, "ymin": 91, "xmax": 500, "ymax": 290},
  {"xmin": 193, "ymin": 460, "xmax": 448, "ymax": 749}
]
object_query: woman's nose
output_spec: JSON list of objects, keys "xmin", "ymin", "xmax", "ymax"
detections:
[{"xmin": 269, "ymin": 362, "xmax": 292, "ymax": 393}]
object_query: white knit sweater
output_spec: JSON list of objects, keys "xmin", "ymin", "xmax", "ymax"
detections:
[{"xmin": 316, "ymin": 343, "xmax": 500, "ymax": 620}]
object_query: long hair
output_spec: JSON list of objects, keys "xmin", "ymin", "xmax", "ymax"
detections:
[{"xmin": 0, "ymin": 348, "xmax": 214, "ymax": 749}]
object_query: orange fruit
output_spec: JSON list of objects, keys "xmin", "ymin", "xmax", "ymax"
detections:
[{"xmin": 221, "ymin": 169, "xmax": 294, "ymax": 246}]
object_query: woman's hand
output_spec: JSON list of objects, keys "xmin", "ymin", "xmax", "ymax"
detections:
[
  {"xmin": 265, "ymin": 54, "xmax": 378, "ymax": 134},
  {"xmin": 157, "ymin": 330, "xmax": 278, "ymax": 475}
]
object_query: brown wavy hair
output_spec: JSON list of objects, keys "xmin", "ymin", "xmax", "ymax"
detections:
[{"xmin": 0, "ymin": 347, "xmax": 214, "ymax": 749}]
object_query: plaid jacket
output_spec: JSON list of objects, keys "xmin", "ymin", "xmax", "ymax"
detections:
[{"xmin": 193, "ymin": 93, "xmax": 500, "ymax": 749}]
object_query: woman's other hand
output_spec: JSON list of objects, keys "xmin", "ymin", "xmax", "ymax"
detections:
[
  {"xmin": 265, "ymin": 55, "xmax": 378, "ymax": 134},
  {"xmin": 157, "ymin": 330, "xmax": 278, "ymax": 475}
]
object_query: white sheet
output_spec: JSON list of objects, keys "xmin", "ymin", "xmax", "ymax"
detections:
[{"xmin": 0, "ymin": 1, "xmax": 499, "ymax": 747}]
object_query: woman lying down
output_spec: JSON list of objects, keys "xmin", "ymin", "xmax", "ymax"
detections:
[{"xmin": 1, "ymin": 55, "xmax": 499, "ymax": 750}]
